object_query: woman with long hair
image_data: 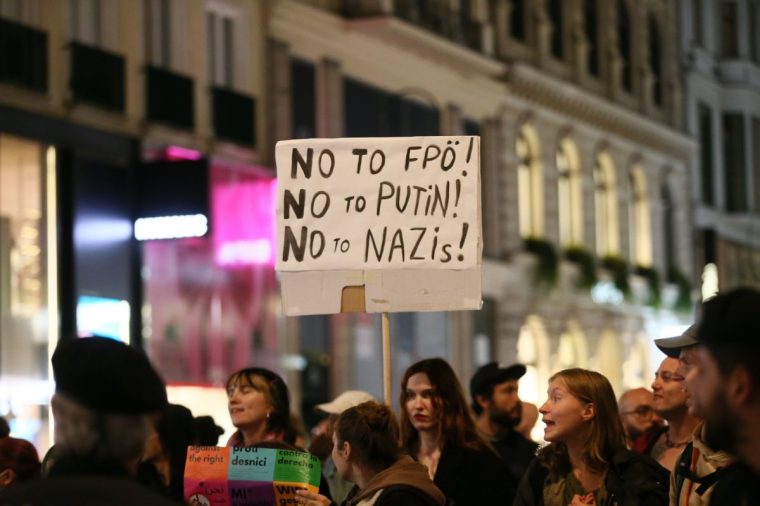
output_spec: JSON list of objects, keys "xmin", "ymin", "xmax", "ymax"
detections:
[
  {"xmin": 226, "ymin": 367, "xmax": 295, "ymax": 446},
  {"xmin": 514, "ymin": 368, "xmax": 668, "ymax": 506},
  {"xmin": 296, "ymin": 401, "xmax": 445, "ymax": 506},
  {"xmin": 399, "ymin": 358, "xmax": 516, "ymax": 506}
]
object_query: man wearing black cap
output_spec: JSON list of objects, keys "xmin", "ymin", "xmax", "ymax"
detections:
[
  {"xmin": 654, "ymin": 325, "xmax": 731, "ymax": 506},
  {"xmin": 0, "ymin": 336, "xmax": 176, "ymax": 505},
  {"xmin": 686, "ymin": 287, "xmax": 760, "ymax": 505},
  {"xmin": 470, "ymin": 362, "xmax": 537, "ymax": 484}
]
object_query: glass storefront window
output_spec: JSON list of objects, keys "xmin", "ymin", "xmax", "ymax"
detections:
[
  {"xmin": 0, "ymin": 134, "xmax": 52, "ymax": 451},
  {"xmin": 143, "ymin": 161, "xmax": 280, "ymax": 388}
]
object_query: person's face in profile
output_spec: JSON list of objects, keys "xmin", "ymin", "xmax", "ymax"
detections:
[
  {"xmin": 651, "ymin": 358, "xmax": 688, "ymax": 417},
  {"xmin": 540, "ymin": 379, "xmax": 591, "ymax": 443}
]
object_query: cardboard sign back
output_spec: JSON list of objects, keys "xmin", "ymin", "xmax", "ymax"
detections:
[{"xmin": 276, "ymin": 136, "xmax": 482, "ymax": 315}]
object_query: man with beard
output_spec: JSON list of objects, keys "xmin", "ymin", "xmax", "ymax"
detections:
[
  {"xmin": 688, "ymin": 288, "xmax": 760, "ymax": 505},
  {"xmin": 470, "ymin": 362, "xmax": 537, "ymax": 484},
  {"xmin": 655, "ymin": 325, "xmax": 732, "ymax": 506}
]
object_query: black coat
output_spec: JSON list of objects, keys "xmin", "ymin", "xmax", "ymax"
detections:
[
  {"xmin": 433, "ymin": 444, "xmax": 516, "ymax": 506},
  {"xmin": 0, "ymin": 476, "xmax": 180, "ymax": 506},
  {"xmin": 513, "ymin": 449, "xmax": 668, "ymax": 506},
  {"xmin": 709, "ymin": 461, "xmax": 760, "ymax": 505},
  {"xmin": 490, "ymin": 428, "xmax": 538, "ymax": 485}
]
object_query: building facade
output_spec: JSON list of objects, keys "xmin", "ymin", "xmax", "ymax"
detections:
[
  {"xmin": 270, "ymin": 0, "xmax": 695, "ymax": 415},
  {"xmin": 679, "ymin": 0, "xmax": 760, "ymax": 295},
  {"xmin": 0, "ymin": 0, "xmax": 700, "ymax": 449}
]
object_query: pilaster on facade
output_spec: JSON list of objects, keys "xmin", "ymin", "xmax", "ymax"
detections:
[
  {"xmin": 265, "ymin": 39, "xmax": 293, "ymax": 167},
  {"xmin": 315, "ymin": 58, "xmax": 343, "ymax": 138}
]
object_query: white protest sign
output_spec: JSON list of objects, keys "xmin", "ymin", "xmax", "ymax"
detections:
[{"xmin": 275, "ymin": 136, "xmax": 480, "ymax": 272}]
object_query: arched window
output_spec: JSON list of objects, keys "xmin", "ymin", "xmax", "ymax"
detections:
[
  {"xmin": 618, "ymin": 0, "xmax": 632, "ymax": 92},
  {"xmin": 649, "ymin": 15, "xmax": 663, "ymax": 107},
  {"xmin": 557, "ymin": 139, "xmax": 583, "ymax": 246},
  {"xmin": 584, "ymin": 0, "xmax": 600, "ymax": 76},
  {"xmin": 517, "ymin": 125, "xmax": 544, "ymax": 238},
  {"xmin": 629, "ymin": 166, "xmax": 652, "ymax": 265},
  {"xmin": 594, "ymin": 152, "xmax": 619, "ymax": 255}
]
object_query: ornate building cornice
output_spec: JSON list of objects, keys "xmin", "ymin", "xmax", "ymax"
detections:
[{"xmin": 506, "ymin": 62, "xmax": 696, "ymax": 162}]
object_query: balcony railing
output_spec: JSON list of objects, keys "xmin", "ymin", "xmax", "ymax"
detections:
[
  {"xmin": 212, "ymin": 87, "xmax": 256, "ymax": 146},
  {"xmin": 146, "ymin": 65, "xmax": 194, "ymax": 130},
  {"xmin": 342, "ymin": 0, "xmax": 481, "ymax": 52},
  {"xmin": 0, "ymin": 17, "xmax": 47, "ymax": 92},
  {"xmin": 70, "ymin": 41, "xmax": 125, "ymax": 111}
]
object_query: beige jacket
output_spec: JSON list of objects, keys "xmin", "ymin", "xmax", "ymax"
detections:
[{"xmin": 669, "ymin": 422, "xmax": 732, "ymax": 506}]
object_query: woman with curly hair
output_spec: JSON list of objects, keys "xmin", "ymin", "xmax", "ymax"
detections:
[
  {"xmin": 514, "ymin": 368, "xmax": 668, "ymax": 506},
  {"xmin": 400, "ymin": 358, "xmax": 516, "ymax": 506},
  {"xmin": 225, "ymin": 367, "xmax": 296, "ymax": 446}
]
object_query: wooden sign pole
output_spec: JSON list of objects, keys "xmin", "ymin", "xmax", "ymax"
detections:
[{"xmin": 382, "ymin": 312, "xmax": 391, "ymax": 406}]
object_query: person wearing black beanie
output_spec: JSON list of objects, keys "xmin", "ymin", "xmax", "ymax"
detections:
[{"xmin": 0, "ymin": 336, "xmax": 176, "ymax": 505}]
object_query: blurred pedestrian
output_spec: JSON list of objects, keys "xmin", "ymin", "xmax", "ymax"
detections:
[
  {"xmin": 687, "ymin": 288, "xmax": 760, "ymax": 504},
  {"xmin": 516, "ymin": 401, "xmax": 540, "ymax": 441},
  {"xmin": 0, "ymin": 437, "xmax": 41, "ymax": 488},
  {"xmin": 632, "ymin": 358, "xmax": 701, "ymax": 471},
  {"xmin": 400, "ymin": 358, "xmax": 516, "ymax": 506},
  {"xmin": 0, "ymin": 336, "xmax": 175, "ymax": 505},
  {"xmin": 138, "ymin": 403, "xmax": 195, "ymax": 502},
  {"xmin": 311, "ymin": 390, "xmax": 374, "ymax": 503},
  {"xmin": 618, "ymin": 388, "xmax": 659, "ymax": 443},
  {"xmin": 296, "ymin": 401, "xmax": 445, "ymax": 506},
  {"xmin": 470, "ymin": 362, "xmax": 537, "ymax": 483},
  {"xmin": 225, "ymin": 367, "xmax": 296, "ymax": 446},
  {"xmin": 192, "ymin": 415, "xmax": 224, "ymax": 446},
  {"xmin": 514, "ymin": 368, "xmax": 668, "ymax": 506},
  {"xmin": 655, "ymin": 325, "xmax": 731, "ymax": 506}
]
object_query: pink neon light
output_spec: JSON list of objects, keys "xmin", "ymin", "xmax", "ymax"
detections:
[
  {"xmin": 212, "ymin": 178, "xmax": 276, "ymax": 266},
  {"xmin": 165, "ymin": 145, "xmax": 202, "ymax": 161}
]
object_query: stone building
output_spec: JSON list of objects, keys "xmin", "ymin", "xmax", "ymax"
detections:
[
  {"xmin": 268, "ymin": 0, "xmax": 695, "ymax": 412},
  {"xmin": 679, "ymin": 0, "xmax": 760, "ymax": 295}
]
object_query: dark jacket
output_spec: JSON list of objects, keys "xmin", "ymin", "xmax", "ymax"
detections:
[
  {"xmin": 490, "ymin": 427, "xmax": 538, "ymax": 484},
  {"xmin": 513, "ymin": 448, "xmax": 669, "ymax": 506},
  {"xmin": 343, "ymin": 455, "xmax": 445, "ymax": 506},
  {"xmin": 0, "ymin": 456, "xmax": 178, "ymax": 506},
  {"xmin": 433, "ymin": 444, "xmax": 516, "ymax": 506},
  {"xmin": 708, "ymin": 461, "xmax": 760, "ymax": 506}
]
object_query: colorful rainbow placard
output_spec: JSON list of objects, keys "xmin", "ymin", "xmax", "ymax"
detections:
[{"xmin": 184, "ymin": 446, "xmax": 321, "ymax": 506}]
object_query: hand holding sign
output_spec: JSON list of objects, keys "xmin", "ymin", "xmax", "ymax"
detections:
[{"xmin": 276, "ymin": 136, "xmax": 480, "ymax": 271}]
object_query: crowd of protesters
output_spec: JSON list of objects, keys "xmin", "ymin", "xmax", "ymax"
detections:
[{"xmin": 0, "ymin": 286, "xmax": 757, "ymax": 505}]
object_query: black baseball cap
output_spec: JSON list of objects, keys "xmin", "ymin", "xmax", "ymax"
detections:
[{"xmin": 470, "ymin": 362, "xmax": 526, "ymax": 399}]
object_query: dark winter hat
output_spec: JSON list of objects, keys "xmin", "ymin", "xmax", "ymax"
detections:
[
  {"xmin": 655, "ymin": 324, "xmax": 698, "ymax": 358},
  {"xmin": 52, "ymin": 336, "xmax": 168, "ymax": 415},
  {"xmin": 695, "ymin": 287, "xmax": 760, "ymax": 348},
  {"xmin": 470, "ymin": 362, "xmax": 527, "ymax": 399}
]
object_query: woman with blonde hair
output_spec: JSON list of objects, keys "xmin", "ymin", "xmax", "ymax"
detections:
[
  {"xmin": 514, "ymin": 368, "xmax": 668, "ymax": 506},
  {"xmin": 399, "ymin": 358, "xmax": 515, "ymax": 505}
]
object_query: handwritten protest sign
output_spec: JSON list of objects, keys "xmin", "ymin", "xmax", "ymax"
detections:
[
  {"xmin": 275, "ymin": 136, "xmax": 480, "ymax": 272},
  {"xmin": 184, "ymin": 446, "xmax": 321, "ymax": 506}
]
